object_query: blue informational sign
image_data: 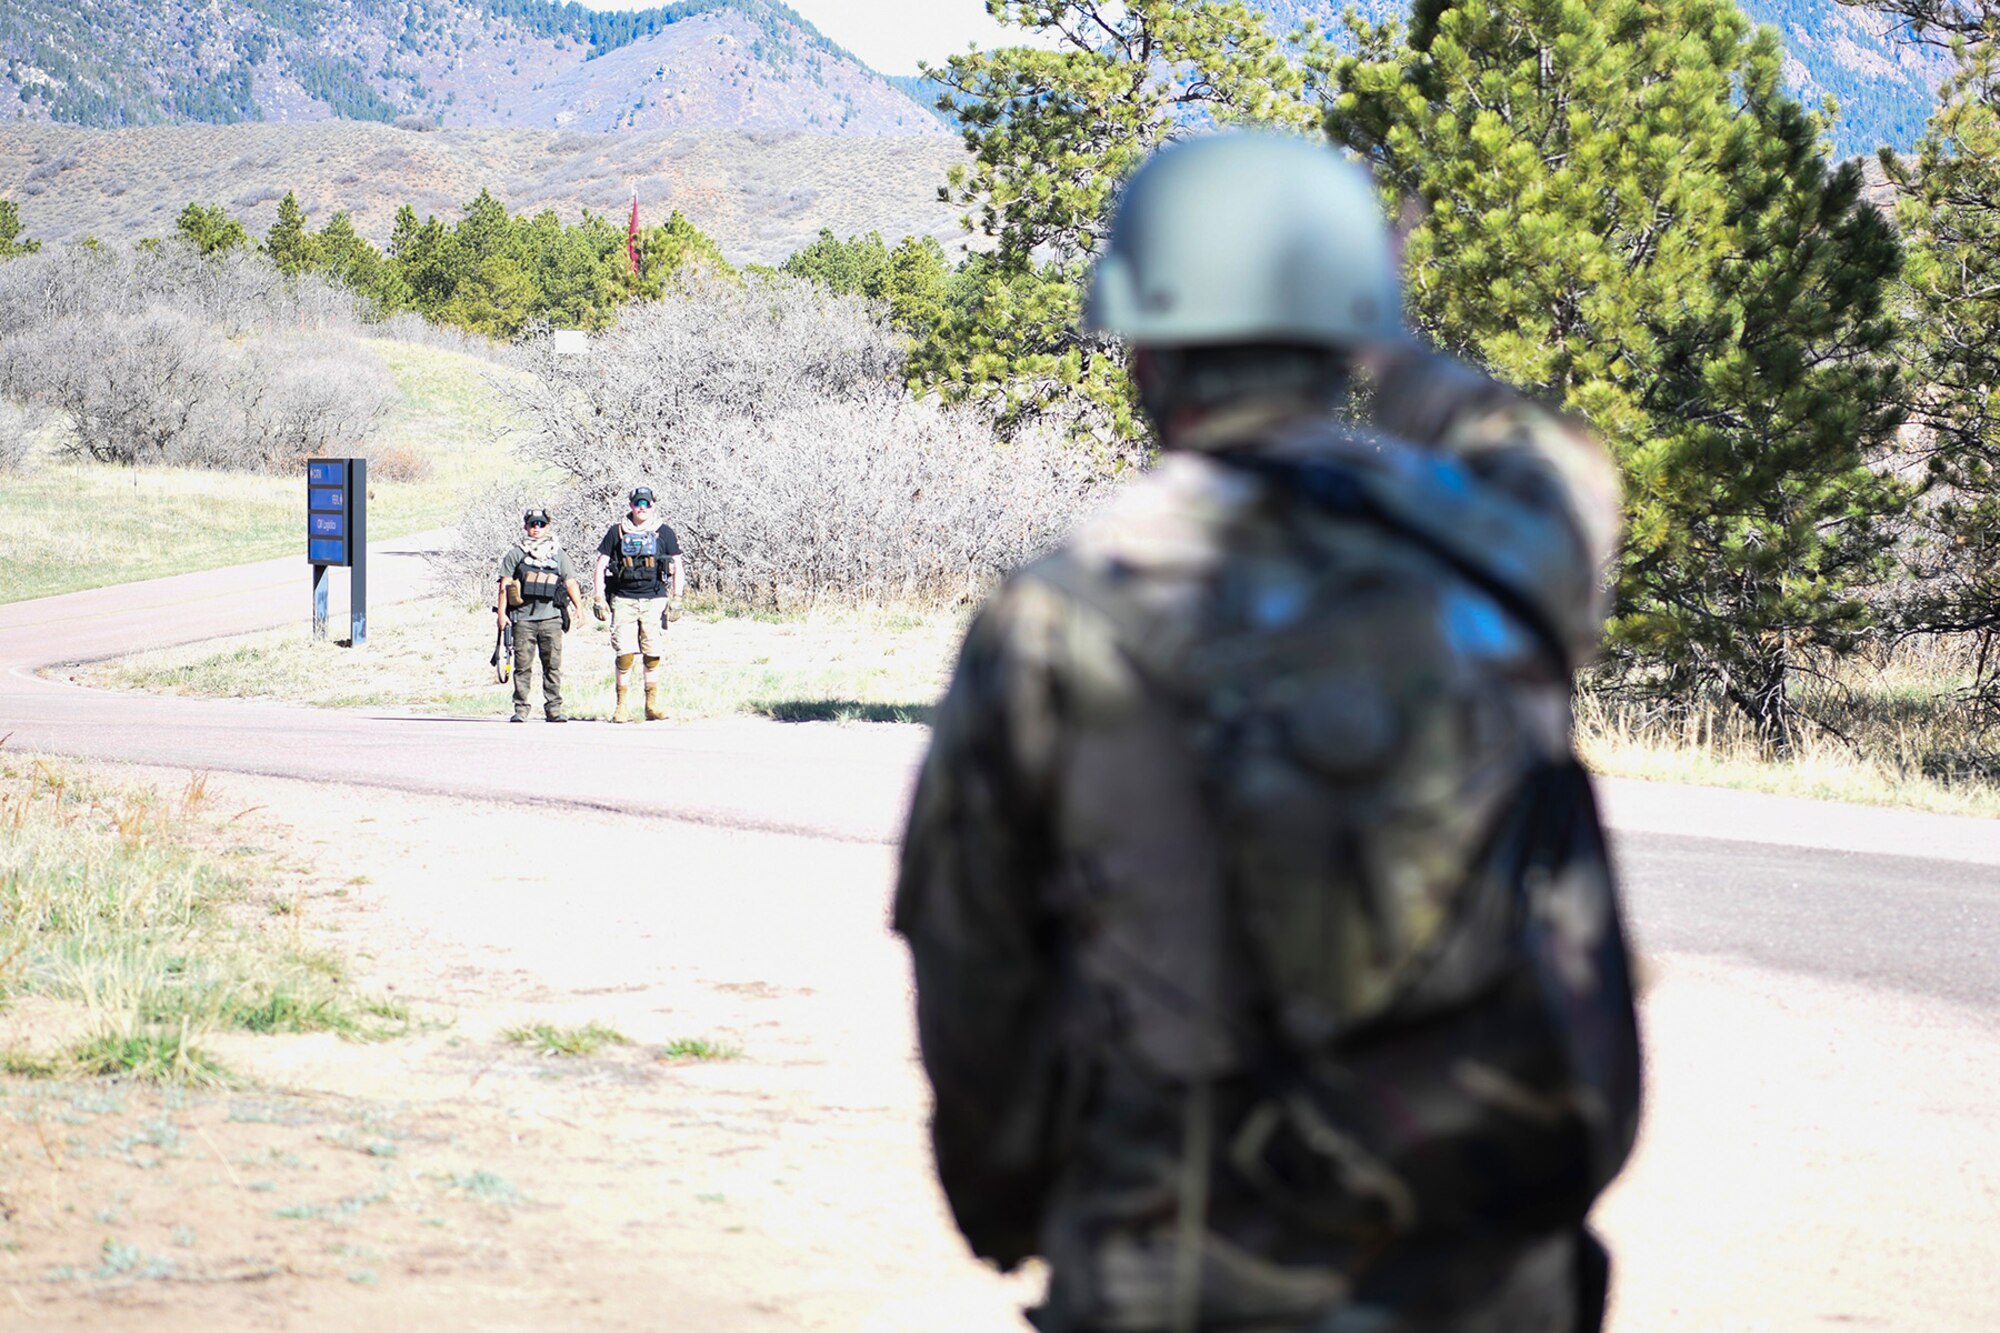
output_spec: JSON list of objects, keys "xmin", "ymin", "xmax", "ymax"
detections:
[{"xmin": 306, "ymin": 457, "xmax": 366, "ymax": 645}]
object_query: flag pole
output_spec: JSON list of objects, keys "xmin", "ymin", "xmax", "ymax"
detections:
[{"xmin": 626, "ymin": 183, "xmax": 641, "ymax": 277}]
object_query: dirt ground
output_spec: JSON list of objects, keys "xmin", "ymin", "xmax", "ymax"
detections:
[
  {"xmin": 0, "ymin": 761, "xmax": 1037, "ymax": 1330},
  {"xmin": 3, "ymin": 761, "xmax": 1996, "ymax": 1331}
]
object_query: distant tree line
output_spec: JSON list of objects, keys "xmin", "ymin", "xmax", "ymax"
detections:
[
  {"xmin": 143, "ymin": 189, "xmax": 730, "ymax": 339},
  {"xmin": 482, "ymin": 0, "xmax": 843, "ymax": 62}
]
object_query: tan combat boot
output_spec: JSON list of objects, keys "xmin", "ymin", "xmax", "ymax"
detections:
[
  {"xmin": 644, "ymin": 680, "xmax": 666, "ymax": 722},
  {"xmin": 612, "ymin": 655, "xmax": 636, "ymax": 723}
]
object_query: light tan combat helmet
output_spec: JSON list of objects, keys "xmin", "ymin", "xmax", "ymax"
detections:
[{"xmin": 1084, "ymin": 133, "xmax": 1404, "ymax": 351}]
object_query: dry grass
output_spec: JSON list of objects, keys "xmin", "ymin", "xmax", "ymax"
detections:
[
  {"xmin": 75, "ymin": 594, "xmax": 965, "ymax": 724},
  {"xmin": 1578, "ymin": 641, "xmax": 2000, "ymax": 818},
  {"xmin": 0, "ymin": 758, "xmax": 398, "ymax": 1083}
]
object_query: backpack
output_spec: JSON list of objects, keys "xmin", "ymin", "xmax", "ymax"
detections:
[{"xmin": 1029, "ymin": 441, "xmax": 1642, "ymax": 1246}]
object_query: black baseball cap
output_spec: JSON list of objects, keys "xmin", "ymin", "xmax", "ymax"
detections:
[
  {"xmin": 628, "ymin": 486, "xmax": 655, "ymax": 506},
  {"xmin": 523, "ymin": 508, "xmax": 550, "ymax": 527}
]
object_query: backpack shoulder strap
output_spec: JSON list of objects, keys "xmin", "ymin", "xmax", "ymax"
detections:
[{"xmin": 1209, "ymin": 449, "xmax": 1574, "ymax": 676}]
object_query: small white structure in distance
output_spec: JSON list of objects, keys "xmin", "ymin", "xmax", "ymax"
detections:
[{"xmin": 549, "ymin": 330, "xmax": 590, "ymax": 357}]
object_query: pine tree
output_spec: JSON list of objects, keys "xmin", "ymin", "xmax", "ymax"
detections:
[
  {"xmin": 316, "ymin": 211, "xmax": 411, "ymax": 315},
  {"xmin": 629, "ymin": 210, "xmax": 733, "ymax": 296},
  {"xmin": 882, "ymin": 235, "xmax": 953, "ymax": 343},
  {"xmin": 918, "ymin": 0, "xmax": 1314, "ymax": 442},
  {"xmin": 265, "ymin": 191, "xmax": 318, "ymax": 275},
  {"xmin": 0, "ymin": 199, "xmax": 40, "ymax": 259},
  {"xmin": 174, "ymin": 202, "xmax": 250, "ymax": 256},
  {"xmin": 1323, "ymin": 0, "xmax": 1910, "ymax": 745},
  {"xmin": 781, "ymin": 228, "xmax": 890, "ymax": 297},
  {"xmin": 1880, "ymin": 35, "xmax": 2000, "ymax": 694}
]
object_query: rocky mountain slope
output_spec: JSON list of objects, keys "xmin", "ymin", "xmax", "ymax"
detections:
[{"xmin": 0, "ymin": 0, "xmax": 944, "ymax": 137}]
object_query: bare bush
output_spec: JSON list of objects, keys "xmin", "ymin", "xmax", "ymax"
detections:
[
  {"xmin": 187, "ymin": 336, "xmax": 396, "ymax": 471},
  {"xmin": 431, "ymin": 479, "xmax": 591, "ymax": 604},
  {"xmin": 487, "ymin": 271, "xmax": 1106, "ymax": 608},
  {"xmin": 0, "ymin": 400, "xmax": 41, "ymax": 472},
  {"xmin": 0, "ymin": 242, "xmax": 367, "ymax": 340},
  {"xmin": 15, "ymin": 308, "xmax": 225, "ymax": 466},
  {"xmin": 0, "ymin": 243, "xmax": 398, "ymax": 473}
]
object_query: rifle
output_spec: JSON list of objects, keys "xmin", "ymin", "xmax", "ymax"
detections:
[{"xmin": 491, "ymin": 615, "xmax": 513, "ymax": 684}]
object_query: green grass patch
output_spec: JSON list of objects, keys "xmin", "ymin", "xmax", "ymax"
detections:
[
  {"xmin": 68, "ymin": 1031, "xmax": 232, "ymax": 1086},
  {"xmin": 0, "ymin": 758, "xmax": 389, "ymax": 1082},
  {"xmin": 500, "ymin": 1021, "xmax": 629, "ymax": 1057},
  {"xmin": 442, "ymin": 1170, "xmax": 522, "ymax": 1206},
  {"xmin": 0, "ymin": 337, "xmax": 544, "ymax": 604},
  {"xmin": 656, "ymin": 1036, "xmax": 741, "ymax": 1062}
]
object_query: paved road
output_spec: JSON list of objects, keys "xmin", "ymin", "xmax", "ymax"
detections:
[
  {"xmin": 1, "ymin": 533, "xmax": 928, "ymax": 844},
  {"xmin": 5, "ymin": 535, "xmax": 2000, "ymax": 1007}
]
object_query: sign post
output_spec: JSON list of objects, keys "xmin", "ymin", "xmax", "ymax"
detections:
[{"xmin": 306, "ymin": 458, "xmax": 368, "ymax": 646}]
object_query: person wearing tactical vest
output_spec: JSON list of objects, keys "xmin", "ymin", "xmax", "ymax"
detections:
[
  {"xmin": 591, "ymin": 485, "xmax": 684, "ymax": 723},
  {"xmin": 497, "ymin": 508, "xmax": 583, "ymax": 723},
  {"xmin": 895, "ymin": 134, "xmax": 1641, "ymax": 1333}
]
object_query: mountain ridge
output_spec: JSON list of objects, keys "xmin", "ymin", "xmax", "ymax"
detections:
[{"xmin": 0, "ymin": 0, "xmax": 945, "ymax": 137}]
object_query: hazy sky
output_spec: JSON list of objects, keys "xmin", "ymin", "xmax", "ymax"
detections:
[{"xmin": 580, "ymin": 1, "xmax": 1052, "ymax": 76}]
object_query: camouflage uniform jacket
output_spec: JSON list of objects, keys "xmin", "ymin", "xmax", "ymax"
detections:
[{"xmin": 895, "ymin": 353, "xmax": 1633, "ymax": 1333}]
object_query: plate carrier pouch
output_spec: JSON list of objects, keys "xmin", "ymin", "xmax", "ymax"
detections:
[
  {"xmin": 617, "ymin": 529, "xmax": 665, "ymax": 581},
  {"xmin": 1028, "ymin": 440, "xmax": 1642, "ymax": 1260},
  {"xmin": 516, "ymin": 552, "xmax": 565, "ymax": 605}
]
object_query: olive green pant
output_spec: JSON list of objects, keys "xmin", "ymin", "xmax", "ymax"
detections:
[{"xmin": 511, "ymin": 616, "xmax": 564, "ymax": 717}]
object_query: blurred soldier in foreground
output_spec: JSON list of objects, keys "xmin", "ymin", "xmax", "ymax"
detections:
[
  {"xmin": 497, "ymin": 507, "xmax": 581, "ymax": 723},
  {"xmin": 895, "ymin": 134, "xmax": 1642, "ymax": 1333},
  {"xmin": 592, "ymin": 485, "xmax": 684, "ymax": 724}
]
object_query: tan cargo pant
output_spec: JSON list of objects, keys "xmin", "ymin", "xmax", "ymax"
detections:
[{"xmin": 609, "ymin": 595, "xmax": 668, "ymax": 658}]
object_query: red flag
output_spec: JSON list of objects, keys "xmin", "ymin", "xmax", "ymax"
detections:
[{"xmin": 626, "ymin": 190, "xmax": 640, "ymax": 276}]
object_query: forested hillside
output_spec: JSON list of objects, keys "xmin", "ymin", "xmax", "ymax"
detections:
[{"xmin": 0, "ymin": 0, "xmax": 942, "ymax": 136}]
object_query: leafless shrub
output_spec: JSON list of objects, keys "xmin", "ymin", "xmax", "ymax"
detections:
[
  {"xmin": 368, "ymin": 445, "xmax": 433, "ymax": 481},
  {"xmin": 371, "ymin": 310, "xmax": 520, "ymax": 365},
  {"xmin": 181, "ymin": 335, "xmax": 395, "ymax": 471},
  {"xmin": 0, "ymin": 400, "xmax": 40, "ymax": 472},
  {"xmin": 14, "ymin": 307, "xmax": 226, "ymax": 466},
  {"xmin": 431, "ymin": 478, "xmax": 590, "ymax": 603},
  {"xmin": 0, "ymin": 243, "xmax": 368, "ymax": 339},
  {"xmin": 0, "ymin": 240, "xmax": 468, "ymax": 476},
  {"xmin": 481, "ymin": 270, "xmax": 1106, "ymax": 609}
]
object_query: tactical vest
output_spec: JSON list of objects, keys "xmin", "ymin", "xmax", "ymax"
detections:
[
  {"xmin": 1030, "ymin": 440, "xmax": 1641, "ymax": 1251},
  {"xmin": 516, "ymin": 552, "xmax": 564, "ymax": 604},
  {"xmin": 616, "ymin": 529, "xmax": 666, "ymax": 578}
]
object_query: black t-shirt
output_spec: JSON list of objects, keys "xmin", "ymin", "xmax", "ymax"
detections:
[{"xmin": 598, "ymin": 522, "xmax": 681, "ymax": 599}]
